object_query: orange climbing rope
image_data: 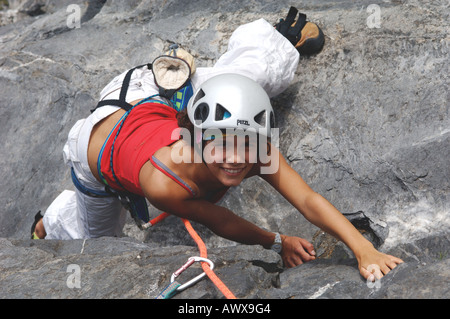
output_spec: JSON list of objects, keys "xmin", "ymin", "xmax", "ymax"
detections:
[
  {"xmin": 148, "ymin": 212, "xmax": 170, "ymax": 226},
  {"xmin": 182, "ymin": 218, "xmax": 237, "ymax": 299},
  {"xmin": 149, "ymin": 212, "xmax": 236, "ymax": 299}
]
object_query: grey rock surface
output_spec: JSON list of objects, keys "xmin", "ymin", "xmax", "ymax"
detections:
[
  {"xmin": 1, "ymin": 234, "xmax": 448, "ymax": 299},
  {"xmin": 0, "ymin": 0, "xmax": 448, "ymax": 299}
]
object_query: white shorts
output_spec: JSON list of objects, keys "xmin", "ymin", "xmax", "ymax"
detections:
[{"xmin": 43, "ymin": 19, "xmax": 299, "ymax": 239}]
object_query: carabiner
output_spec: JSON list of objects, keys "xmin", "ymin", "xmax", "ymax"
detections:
[{"xmin": 170, "ymin": 256, "xmax": 214, "ymax": 292}]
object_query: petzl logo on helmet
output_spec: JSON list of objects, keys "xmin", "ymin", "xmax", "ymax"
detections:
[{"xmin": 236, "ymin": 119, "xmax": 249, "ymax": 126}]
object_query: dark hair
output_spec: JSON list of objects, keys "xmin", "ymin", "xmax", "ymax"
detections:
[{"xmin": 176, "ymin": 109, "xmax": 195, "ymax": 146}]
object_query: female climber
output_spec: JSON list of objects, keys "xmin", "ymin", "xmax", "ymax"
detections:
[{"xmin": 32, "ymin": 8, "xmax": 403, "ymax": 282}]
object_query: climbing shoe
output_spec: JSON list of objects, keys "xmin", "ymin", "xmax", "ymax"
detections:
[
  {"xmin": 30, "ymin": 210, "xmax": 43, "ymax": 239},
  {"xmin": 275, "ymin": 6, "xmax": 325, "ymax": 56}
]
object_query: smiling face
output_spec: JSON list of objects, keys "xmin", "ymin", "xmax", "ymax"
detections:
[{"xmin": 202, "ymin": 134, "xmax": 257, "ymax": 187}]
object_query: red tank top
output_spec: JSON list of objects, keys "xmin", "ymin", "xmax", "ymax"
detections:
[{"xmin": 99, "ymin": 101, "xmax": 181, "ymax": 196}]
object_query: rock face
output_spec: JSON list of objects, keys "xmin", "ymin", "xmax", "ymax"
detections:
[
  {"xmin": 1, "ymin": 234, "xmax": 448, "ymax": 299},
  {"xmin": 0, "ymin": 0, "xmax": 448, "ymax": 299}
]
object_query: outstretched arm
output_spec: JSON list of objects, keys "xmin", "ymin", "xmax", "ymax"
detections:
[
  {"xmin": 140, "ymin": 160, "xmax": 280, "ymax": 251},
  {"xmin": 260, "ymin": 147, "xmax": 403, "ymax": 280}
]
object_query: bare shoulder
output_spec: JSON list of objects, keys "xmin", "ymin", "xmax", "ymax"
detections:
[
  {"xmin": 138, "ymin": 144, "xmax": 202, "ymax": 203},
  {"xmin": 139, "ymin": 159, "xmax": 193, "ymax": 211}
]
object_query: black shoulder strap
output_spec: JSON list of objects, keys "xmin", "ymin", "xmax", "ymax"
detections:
[{"xmin": 91, "ymin": 63, "xmax": 151, "ymax": 113}]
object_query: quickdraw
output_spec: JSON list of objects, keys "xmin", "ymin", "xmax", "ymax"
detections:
[
  {"xmin": 153, "ymin": 215, "xmax": 237, "ymax": 299},
  {"xmin": 156, "ymin": 256, "xmax": 215, "ymax": 299},
  {"xmin": 171, "ymin": 256, "xmax": 215, "ymax": 292}
]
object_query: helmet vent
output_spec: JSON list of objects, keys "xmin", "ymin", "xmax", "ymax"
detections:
[
  {"xmin": 269, "ymin": 111, "xmax": 275, "ymax": 129},
  {"xmin": 254, "ymin": 110, "xmax": 266, "ymax": 127},
  {"xmin": 215, "ymin": 103, "xmax": 231, "ymax": 121},
  {"xmin": 192, "ymin": 89, "xmax": 206, "ymax": 105},
  {"xmin": 194, "ymin": 102, "xmax": 209, "ymax": 123}
]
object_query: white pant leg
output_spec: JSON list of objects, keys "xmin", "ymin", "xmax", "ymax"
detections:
[
  {"xmin": 101, "ymin": 19, "xmax": 299, "ymax": 103},
  {"xmin": 43, "ymin": 190, "xmax": 81, "ymax": 240},
  {"xmin": 43, "ymin": 107, "xmax": 127, "ymax": 239}
]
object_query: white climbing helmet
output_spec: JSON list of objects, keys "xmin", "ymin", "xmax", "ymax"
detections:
[{"xmin": 187, "ymin": 73, "xmax": 275, "ymax": 137}]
